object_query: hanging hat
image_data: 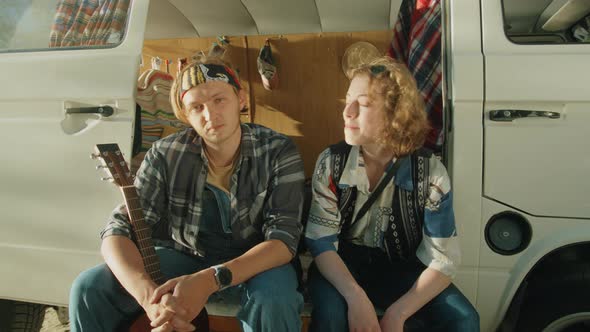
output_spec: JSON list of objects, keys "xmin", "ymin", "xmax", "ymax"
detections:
[
  {"xmin": 342, "ymin": 41, "xmax": 381, "ymax": 79},
  {"xmin": 208, "ymin": 42, "xmax": 227, "ymax": 58},
  {"xmin": 257, "ymin": 41, "xmax": 278, "ymax": 90}
]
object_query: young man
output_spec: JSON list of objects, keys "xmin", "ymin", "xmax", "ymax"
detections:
[{"xmin": 70, "ymin": 57, "xmax": 305, "ymax": 332}]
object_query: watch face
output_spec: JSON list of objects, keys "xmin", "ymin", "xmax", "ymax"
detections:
[{"xmin": 217, "ymin": 266, "xmax": 232, "ymax": 287}]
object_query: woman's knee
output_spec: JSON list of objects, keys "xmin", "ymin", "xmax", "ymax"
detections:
[
  {"xmin": 454, "ymin": 304, "xmax": 480, "ymax": 331},
  {"xmin": 309, "ymin": 292, "xmax": 348, "ymax": 332},
  {"xmin": 434, "ymin": 286, "xmax": 480, "ymax": 331},
  {"xmin": 308, "ymin": 270, "xmax": 348, "ymax": 323}
]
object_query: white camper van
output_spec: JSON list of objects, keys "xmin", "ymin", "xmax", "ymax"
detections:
[{"xmin": 0, "ymin": 0, "xmax": 588, "ymax": 331}]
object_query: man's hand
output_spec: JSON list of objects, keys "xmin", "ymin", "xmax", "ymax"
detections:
[
  {"xmin": 149, "ymin": 270, "xmax": 217, "ymax": 329},
  {"xmin": 142, "ymin": 292, "xmax": 195, "ymax": 332},
  {"xmin": 347, "ymin": 290, "xmax": 381, "ymax": 332}
]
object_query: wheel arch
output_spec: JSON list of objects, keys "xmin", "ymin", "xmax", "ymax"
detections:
[{"xmin": 497, "ymin": 241, "xmax": 590, "ymax": 331}]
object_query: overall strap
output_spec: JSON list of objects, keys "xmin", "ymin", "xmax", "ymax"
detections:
[{"xmin": 350, "ymin": 160, "xmax": 402, "ymax": 229}]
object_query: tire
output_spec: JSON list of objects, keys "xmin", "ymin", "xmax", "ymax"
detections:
[
  {"xmin": 517, "ymin": 282, "xmax": 590, "ymax": 332},
  {"xmin": 0, "ymin": 300, "xmax": 46, "ymax": 332}
]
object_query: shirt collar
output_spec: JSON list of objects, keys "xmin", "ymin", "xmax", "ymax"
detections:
[
  {"xmin": 338, "ymin": 145, "xmax": 414, "ymax": 192},
  {"xmin": 238, "ymin": 123, "xmax": 256, "ymax": 158}
]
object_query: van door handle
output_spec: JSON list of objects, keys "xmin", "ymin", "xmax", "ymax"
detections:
[
  {"xmin": 489, "ymin": 110, "xmax": 560, "ymax": 122},
  {"xmin": 65, "ymin": 106, "xmax": 114, "ymax": 117}
]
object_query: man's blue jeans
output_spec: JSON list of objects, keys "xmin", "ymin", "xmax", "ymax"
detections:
[{"xmin": 69, "ymin": 247, "xmax": 303, "ymax": 332}]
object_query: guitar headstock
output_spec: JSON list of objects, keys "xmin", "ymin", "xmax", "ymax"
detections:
[{"xmin": 93, "ymin": 144, "xmax": 133, "ymax": 187}]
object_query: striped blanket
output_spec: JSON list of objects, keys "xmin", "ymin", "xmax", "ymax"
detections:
[{"xmin": 388, "ymin": 0, "xmax": 443, "ymax": 151}]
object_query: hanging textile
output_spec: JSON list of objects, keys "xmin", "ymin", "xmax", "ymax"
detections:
[
  {"xmin": 388, "ymin": 0, "xmax": 442, "ymax": 151},
  {"xmin": 257, "ymin": 41, "xmax": 278, "ymax": 91},
  {"xmin": 132, "ymin": 68, "xmax": 188, "ymax": 172},
  {"xmin": 49, "ymin": 0, "xmax": 130, "ymax": 47}
]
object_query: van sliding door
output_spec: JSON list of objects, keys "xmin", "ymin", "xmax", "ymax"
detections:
[
  {"xmin": 0, "ymin": 0, "xmax": 149, "ymax": 305},
  {"xmin": 481, "ymin": 1, "xmax": 590, "ymax": 220}
]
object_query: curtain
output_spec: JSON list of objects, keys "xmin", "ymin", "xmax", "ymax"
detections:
[{"xmin": 49, "ymin": 0, "xmax": 130, "ymax": 47}]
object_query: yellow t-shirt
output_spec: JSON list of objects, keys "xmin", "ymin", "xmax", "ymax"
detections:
[{"xmin": 204, "ymin": 147, "xmax": 239, "ymax": 193}]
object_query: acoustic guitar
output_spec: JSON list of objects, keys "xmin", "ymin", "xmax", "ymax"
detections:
[{"xmin": 94, "ymin": 143, "xmax": 209, "ymax": 332}]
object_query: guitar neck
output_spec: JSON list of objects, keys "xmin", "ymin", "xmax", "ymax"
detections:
[{"xmin": 120, "ymin": 185, "xmax": 165, "ymax": 285}]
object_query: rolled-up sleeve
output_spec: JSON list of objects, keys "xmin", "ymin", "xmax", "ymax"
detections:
[
  {"xmin": 100, "ymin": 146, "xmax": 168, "ymax": 240},
  {"xmin": 262, "ymin": 138, "xmax": 305, "ymax": 256},
  {"xmin": 416, "ymin": 157, "xmax": 461, "ymax": 277},
  {"xmin": 304, "ymin": 149, "xmax": 342, "ymax": 257}
]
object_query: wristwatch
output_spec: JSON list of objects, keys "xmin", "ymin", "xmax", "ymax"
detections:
[{"xmin": 212, "ymin": 264, "xmax": 233, "ymax": 291}]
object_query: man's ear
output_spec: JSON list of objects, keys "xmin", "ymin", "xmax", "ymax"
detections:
[{"xmin": 237, "ymin": 89, "xmax": 247, "ymax": 111}]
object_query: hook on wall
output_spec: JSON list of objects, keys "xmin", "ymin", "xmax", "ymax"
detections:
[
  {"xmin": 217, "ymin": 35, "xmax": 229, "ymax": 45},
  {"xmin": 151, "ymin": 56, "xmax": 162, "ymax": 70}
]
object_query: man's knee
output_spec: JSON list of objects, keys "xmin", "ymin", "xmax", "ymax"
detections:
[
  {"xmin": 246, "ymin": 284, "xmax": 303, "ymax": 309},
  {"xmin": 71, "ymin": 268, "xmax": 97, "ymax": 300},
  {"xmin": 245, "ymin": 264, "xmax": 303, "ymax": 310},
  {"xmin": 70, "ymin": 264, "xmax": 115, "ymax": 305}
]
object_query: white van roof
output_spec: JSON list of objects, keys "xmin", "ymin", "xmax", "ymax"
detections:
[
  {"xmin": 144, "ymin": 0, "xmax": 403, "ymax": 39},
  {"xmin": 144, "ymin": 0, "xmax": 590, "ymax": 40}
]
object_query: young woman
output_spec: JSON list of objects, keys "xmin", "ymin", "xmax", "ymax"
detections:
[{"xmin": 305, "ymin": 56, "xmax": 479, "ymax": 332}]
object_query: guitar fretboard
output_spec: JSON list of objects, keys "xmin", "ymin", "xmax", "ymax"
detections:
[{"xmin": 121, "ymin": 185, "xmax": 165, "ymax": 285}]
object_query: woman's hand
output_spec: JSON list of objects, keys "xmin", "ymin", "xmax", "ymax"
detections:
[
  {"xmin": 379, "ymin": 304, "xmax": 406, "ymax": 332},
  {"xmin": 347, "ymin": 289, "xmax": 381, "ymax": 332}
]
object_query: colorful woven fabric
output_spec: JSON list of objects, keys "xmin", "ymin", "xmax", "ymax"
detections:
[
  {"xmin": 388, "ymin": 0, "xmax": 442, "ymax": 151},
  {"xmin": 49, "ymin": 0, "xmax": 130, "ymax": 47},
  {"xmin": 132, "ymin": 69, "xmax": 188, "ymax": 173}
]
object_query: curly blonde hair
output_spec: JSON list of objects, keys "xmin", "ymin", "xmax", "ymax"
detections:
[
  {"xmin": 170, "ymin": 55, "xmax": 242, "ymax": 124},
  {"xmin": 349, "ymin": 56, "xmax": 430, "ymax": 157}
]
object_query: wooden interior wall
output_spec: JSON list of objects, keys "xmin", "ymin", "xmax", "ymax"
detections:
[
  {"xmin": 141, "ymin": 36, "xmax": 253, "ymax": 123},
  {"xmin": 142, "ymin": 30, "xmax": 393, "ymax": 176}
]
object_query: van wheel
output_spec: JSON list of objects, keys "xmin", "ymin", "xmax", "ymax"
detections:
[
  {"xmin": 517, "ymin": 282, "xmax": 590, "ymax": 332},
  {"xmin": 0, "ymin": 300, "xmax": 46, "ymax": 331}
]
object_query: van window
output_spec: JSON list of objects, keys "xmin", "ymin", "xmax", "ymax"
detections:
[
  {"xmin": 0, "ymin": 0, "xmax": 131, "ymax": 53},
  {"xmin": 502, "ymin": 0, "xmax": 590, "ymax": 44}
]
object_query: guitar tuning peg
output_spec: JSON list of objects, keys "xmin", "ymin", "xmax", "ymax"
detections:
[
  {"xmin": 101, "ymin": 177, "xmax": 114, "ymax": 182},
  {"xmin": 90, "ymin": 153, "xmax": 100, "ymax": 160},
  {"xmin": 96, "ymin": 165, "xmax": 107, "ymax": 170}
]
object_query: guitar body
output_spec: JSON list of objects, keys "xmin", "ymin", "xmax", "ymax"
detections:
[
  {"xmin": 125, "ymin": 309, "xmax": 209, "ymax": 332},
  {"xmin": 94, "ymin": 144, "xmax": 210, "ymax": 332}
]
